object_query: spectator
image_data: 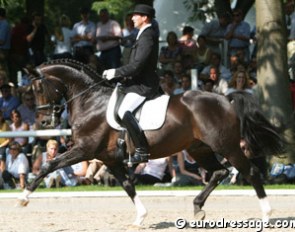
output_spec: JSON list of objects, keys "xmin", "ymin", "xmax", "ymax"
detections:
[
  {"xmin": 96, "ymin": 8, "xmax": 122, "ymax": 69},
  {"xmin": 250, "ymin": 26, "xmax": 257, "ymax": 59},
  {"xmin": 285, "ymin": 0, "xmax": 295, "ymax": 39},
  {"xmin": 195, "ymin": 35, "xmax": 212, "ymax": 73},
  {"xmin": 179, "ymin": 26, "xmax": 198, "ymax": 69},
  {"xmin": 2, "ymin": 141, "xmax": 29, "ymax": 189},
  {"xmin": 58, "ymin": 139, "xmax": 88, "ymax": 187},
  {"xmin": 247, "ymin": 57, "xmax": 257, "ymax": 84},
  {"xmin": 30, "ymin": 111, "xmax": 54, "ymax": 159},
  {"xmin": 225, "ymin": 70, "xmax": 253, "ymax": 95},
  {"xmin": 172, "ymin": 150, "xmax": 204, "ymax": 186},
  {"xmin": 26, "ymin": 12, "xmax": 51, "ymax": 66},
  {"xmin": 199, "ymin": 12, "xmax": 231, "ymax": 55},
  {"xmin": 134, "ymin": 157, "xmax": 169, "ymax": 185},
  {"xmin": 16, "ymin": 62, "xmax": 34, "ymax": 95},
  {"xmin": 173, "ymin": 74, "xmax": 191, "ymax": 95},
  {"xmin": 17, "ymin": 91, "xmax": 36, "ymax": 126},
  {"xmin": 225, "ymin": 9, "xmax": 251, "ymax": 64},
  {"xmin": 84, "ymin": 159, "xmax": 105, "ymax": 184},
  {"xmin": 0, "ymin": 84, "xmax": 20, "ymax": 121},
  {"xmin": 228, "ymin": 48, "xmax": 249, "ymax": 75},
  {"xmin": 199, "ymin": 53, "xmax": 232, "ymax": 85},
  {"xmin": 121, "ymin": 13, "xmax": 138, "ymax": 65},
  {"xmin": 87, "ymin": 54, "xmax": 101, "ymax": 72},
  {"xmin": 208, "ymin": 66, "xmax": 228, "ymax": 95},
  {"xmin": 52, "ymin": 14, "xmax": 74, "ymax": 60},
  {"xmin": 202, "ymin": 78, "xmax": 215, "ymax": 92},
  {"xmin": 199, "ymin": 52, "xmax": 232, "ymax": 83},
  {"xmin": 0, "ymin": 7, "xmax": 11, "ymax": 77},
  {"xmin": 9, "ymin": 16, "xmax": 30, "ymax": 86},
  {"xmin": 9, "ymin": 109, "xmax": 31, "ymax": 167},
  {"xmin": 159, "ymin": 31, "xmax": 182, "ymax": 71},
  {"xmin": 0, "ymin": 70, "xmax": 7, "ymax": 96},
  {"xmin": 0, "ymin": 110, "xmax": 11, "ymax": 172},
  {"xmin": 83, "ymin": 159, "xmax": 118, "ymax": 186},
  {"xmin": 172, "ymin": 61, "xmax": 185, "ymax": 84},
  {"xmin": 160, "ymin": 70, "xmax": 178, "ymax": 95},
  {"xmin": 32, "ymin": 139, "xmax": 62, "ymax": 188},
  {"xmin": 72, "ymin": 7, "xmax": 96, "ymax": 64}
]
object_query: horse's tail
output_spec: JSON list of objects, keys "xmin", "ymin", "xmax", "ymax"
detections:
[{"xmin": 226, "ymin": 91, "xmax": 286, "ymax": 157}]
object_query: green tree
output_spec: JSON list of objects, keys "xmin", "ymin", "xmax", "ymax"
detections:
[
  {"xmin": 183, "ymin": 0, "xmax": 254, "ymax": 22},
  {"xmin": 92, "ymin": 0, "xmax": 134, "ymax": 24}
]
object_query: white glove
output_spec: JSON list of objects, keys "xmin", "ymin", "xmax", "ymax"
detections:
[{"xmin": 102, "ymin": 69, "xmax": 116, "ymax": 80}]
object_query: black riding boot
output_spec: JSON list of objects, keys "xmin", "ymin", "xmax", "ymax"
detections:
[{"xmin": 121, "ymin": 111, "xmax": 149, "ymax": 164}]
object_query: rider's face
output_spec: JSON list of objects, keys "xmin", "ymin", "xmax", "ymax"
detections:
[{"xmin": 132, "ymin": 14, "xmax": 146, "ymax": 29}]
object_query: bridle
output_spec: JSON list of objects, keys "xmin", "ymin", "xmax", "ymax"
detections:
[{"xmin": 31, "ymin": 68, "xmax": 107, "ymax": 128}]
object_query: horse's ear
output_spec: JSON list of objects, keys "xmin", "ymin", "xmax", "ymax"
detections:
[
  {"xmin": 23, "ymin": 67, "xmax": 40, "ymax": 79},
  {"xmin": 23, "ymin": 68, "xmax": 30, "ymax": 75}
]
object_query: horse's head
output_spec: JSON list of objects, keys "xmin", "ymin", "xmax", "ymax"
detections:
[{"xmin": 26, "ymin": 66, "xmax": 66, "ymax": 129}]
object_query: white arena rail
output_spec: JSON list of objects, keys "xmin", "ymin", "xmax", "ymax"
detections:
[{"xmin": 0, "ymin": 129, "xmax": 72, "ymax": 138}]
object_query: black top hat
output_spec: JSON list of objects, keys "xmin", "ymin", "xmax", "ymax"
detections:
[{"xmin": 132, "ymin": 4, "xmax": 155, "ymax": 18}]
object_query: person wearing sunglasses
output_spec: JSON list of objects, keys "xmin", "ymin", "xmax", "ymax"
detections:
[
  {"xmin": 1, "ymin": 141, "xmax": 29, "ymax": 189},
  {"xmin": 225, "ymin": 9, "xmax": 251, "ymax": 64}
]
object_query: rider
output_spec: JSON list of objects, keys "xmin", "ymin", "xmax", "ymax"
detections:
[{"xmin": 102, "ymin": 4, "xmax": 159, "ymax": 164}]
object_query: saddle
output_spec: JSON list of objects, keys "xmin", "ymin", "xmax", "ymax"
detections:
[{"xmin": 106, "ymin": 86, "xmax": 170, "ymax": 131}]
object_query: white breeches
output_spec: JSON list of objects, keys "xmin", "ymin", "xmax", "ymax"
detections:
[{"xmin": 118, "ymin": 92, "xmax": 146, "ymax": 119}]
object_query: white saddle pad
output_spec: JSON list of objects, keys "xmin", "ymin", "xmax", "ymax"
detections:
[{"xmin": 106, "ymin": 87, "xmax": 170, "ymax": 130}]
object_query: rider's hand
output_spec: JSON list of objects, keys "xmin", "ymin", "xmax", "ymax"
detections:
[{"xmin": 102, "ymin": 69, "xmax": 116, "ymax": 80}]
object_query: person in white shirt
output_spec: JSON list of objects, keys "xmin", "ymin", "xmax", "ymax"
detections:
[
  {"xmin": 96, "ymin": 8, "xmax": 122, "ymax": 69},
  {"xmin": 134, "ymin": 157, "xmax": 169, "ymax": 185},
  {"xmin": 2, "ymin": 141, "xmax": 29, "ymax": 189},
  {"xmin": 52, "ymin": 14, "xmax": 74, "ymax": 59},
  {"xmin": 72, "ymin": 7, "xmax": 96, "ymax": 63}
]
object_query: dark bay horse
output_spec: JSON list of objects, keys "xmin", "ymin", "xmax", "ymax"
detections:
[{"xmin": 18, "ymin": 59, "xmax": 285, "ymax": 226}]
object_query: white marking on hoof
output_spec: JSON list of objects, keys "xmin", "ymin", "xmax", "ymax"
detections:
[
  {"xmin": 259, "ymin": 197, "xmax": 272, "ymax": 223},
  {"xmin": 194, "ymin": 210, "xmax": 206, "ymax": 220},
  {"xmin": 15, "ymin": 198, "xmax": 29, "ymax": 207},
  {"xmin": 16, "ymin": 189, "xmax": 32, "ymax": 207},
  {"xmin": 133, "ymin": 195, "xmax": 148, "ymax": 226},
  {"xmin": 128, "ymin": 224, "xmax": 143, "ymax": 230}
]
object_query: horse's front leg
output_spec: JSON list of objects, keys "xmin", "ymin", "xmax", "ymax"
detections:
[
  {"xmin": 18, "ymin": 147, "xmax": 90, "ymax": 206},
  {"xmin": 108, "ymin": 164, "xmax": 147, "ymax": 227}
]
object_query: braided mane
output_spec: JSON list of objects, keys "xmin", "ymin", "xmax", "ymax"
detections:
[{"xmin": 43, "ymin": 58, "xmax": 105, "ymax": 82}]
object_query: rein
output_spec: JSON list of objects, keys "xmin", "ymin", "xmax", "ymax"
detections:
[{"xmin": 62, "ymin": 78, "xmax": 107, "ymax": 106}]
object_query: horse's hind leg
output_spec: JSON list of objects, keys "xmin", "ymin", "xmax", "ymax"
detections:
[
  {"xmin": 194, "ymin": 168, "xmax": 229, "ymax": 219},
  {"xmin": 189, "ymin": 145, "xmax": 229, "ymax": 220},
  {"xmin": 227, "ymin": 152, "xmax": 271, "ymax": 222},
  {"xmin": 108, "ymin": 164, "xmax": 147, "ymax": 227}
]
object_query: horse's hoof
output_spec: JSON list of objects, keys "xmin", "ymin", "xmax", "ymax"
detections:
[
  {"xmin": 262, "ymin": 209, "xmax": 272, "ymax": 223},
  {"xmin": 128, "ymin": 223, "xmax": 143, "ymax": 230},
  {"xmin": 194, "ymin": 210, "xmax": 206, "ymax": 220},
  {"xmin": 15, "ymin": 198, "xmax": 29, "ymax": 207}
]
